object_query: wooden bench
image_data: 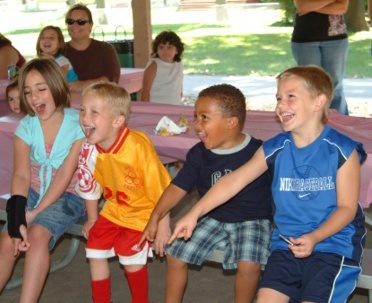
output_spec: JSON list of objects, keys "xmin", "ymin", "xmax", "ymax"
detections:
[
  {"xmin": 0, "ymin": 198, "xmax": 84, "ymax": 290},
  {"xmin": 0, "ymin": 196, "xmax": 225, "ymax": 290},
  {"xmin": 1, "ymin": 196, "xmax": 371, "ymax": 303}
]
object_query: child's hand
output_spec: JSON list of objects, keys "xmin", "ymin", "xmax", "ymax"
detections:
[
  {"xmin": 137, "ymin": 220, "xmax": 158, "ymax": 255},
  {"xmin": 12, "ymin": 238, "xmax": 22, "ymax": 256},
  {"xmin": 168, "ymin": 213, "xmax": 197, "ymax": 244},
  {"xmin": 18, "ymin": 225, "xmax": 30, "ymax": 252},
  {"xmin": 68, "ymin": 81, "xmax": 83, "ymax": 94},
  {"xmin": 141, "ymin": 217, "xmax": 159, "ymax": 243},
  {"xmin": 26, "ymin": 208, "xmax": 38, "ymax": 225},
  {"xmin": 288, "ymin": 234, "xmax": 316, "ymax": 258},
  {"xmin": 12, "ymin": 225, "xmax": 30, "ymax": 256},
  {"xmin": 154, "ymin": 222, "xmax": 171, "ymax": 257},
  {"xmin": 82, "ymin": 219, "xmax": 96, "ymax": 240}
]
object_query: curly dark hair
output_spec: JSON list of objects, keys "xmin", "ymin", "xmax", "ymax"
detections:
[
  {"xmin": 198, "ymin": 84, "xmax": 246, "ymax": 131},
  {"xmin": 151, "ymin": 31, "xmax": 184, "ymax": 62}
]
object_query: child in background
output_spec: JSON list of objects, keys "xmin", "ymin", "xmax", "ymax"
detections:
[
  {"xmin": 76, "ymin": 82, "xmax": 171, "ymax": 303},
  {"xmin": 170, "ymin": 66, "xmax": 366, "ymax": 303},
  {"xmin": 36, "ymin": 25, "xmax": 78, "ymax": 82},
  {"xmin": 0, "ymin": 58, "xmax": 85, "ymax": 302},
  {"xmin": 140, "ymin": 30, "xmax": 184, "ymax": 104},
  {"xmin": 5, "ymin": 79, "xmax": 21, "ymax": 114},
  {"xmin": 140, "ymin": 84, "xmax": 273, "ymax": 303}
]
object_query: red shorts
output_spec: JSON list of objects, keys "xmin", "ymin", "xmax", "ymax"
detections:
[{"xmin": 86, "ymin": 215, "xmax": 152, "ymax": 265}]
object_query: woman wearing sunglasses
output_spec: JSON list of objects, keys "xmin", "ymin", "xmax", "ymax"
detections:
[{"xmin": 64, "ymin": 4, "xmax": 120, "ymax": 94}]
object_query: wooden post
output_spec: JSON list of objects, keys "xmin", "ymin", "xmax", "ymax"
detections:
[{"xmin": 131, "ymin": 0, "xmax": 152, "ymax": 68}]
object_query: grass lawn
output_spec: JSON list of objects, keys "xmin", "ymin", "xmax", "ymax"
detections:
[
  {"xmin": 5, "ymin": 10, "xmax": 372, "ymax": 78},
  {"xmin": 182, "ymin": 33, "xmax": 297, "ymax": 76},
  {"xmin": 152, "ymin": 24, "xmax": 372, "ymax": 78}
]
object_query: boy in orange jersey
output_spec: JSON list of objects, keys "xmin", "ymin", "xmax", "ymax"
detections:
[{"xmin": 75, "ymin": 81, "xmax": 171, "ymax": 303}]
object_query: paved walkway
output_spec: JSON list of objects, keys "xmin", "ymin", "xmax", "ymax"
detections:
[{"xmin": 184, "ymin": 75, "xmax": 372, "ymax": 117}]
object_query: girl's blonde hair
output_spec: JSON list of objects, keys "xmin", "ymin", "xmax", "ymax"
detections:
[
  {"xmin": 18, "ymin": 58, "xmax": 70, "ymax": 115},
  {"xmin": 83, "ymin": 82, "xmax": 131, "ymax": 125},
  {"xmin": 36, "ymin": 26, "xmax": 65, "ymax": 57},
  {"xmin": 276, "ymin": 65, "xmax": 333, "ymax": 123}
]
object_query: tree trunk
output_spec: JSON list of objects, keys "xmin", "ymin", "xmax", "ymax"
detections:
[{"xmin": 345, "ymin": 0, "xmax": 369, "ymax": 32}]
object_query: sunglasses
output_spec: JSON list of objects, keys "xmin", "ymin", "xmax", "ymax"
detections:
[{"xmin": 65, "ymin": 18, "xmax": 90, "ymax": 26}]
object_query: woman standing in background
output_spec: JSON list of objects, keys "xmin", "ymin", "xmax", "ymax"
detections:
[{"xmin": 291, "ymin": 0, "xmax": 349, "ymax": 115}]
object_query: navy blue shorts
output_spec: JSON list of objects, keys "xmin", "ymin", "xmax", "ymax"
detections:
[
  {"xmin": 259, "ymin": 250, "xmax": 361, "ymax": 302},
  {"xmin": 166, "ymin": 216, "xmax": 272, "ymax": 270}
]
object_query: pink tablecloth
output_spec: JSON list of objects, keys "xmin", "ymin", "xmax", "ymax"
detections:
[
  {"xmin": 119, "ymin": 68, "xmax": 144, "ymax": 94},
  {"xmin": 69, "ymin": 68, "xmax": 143, "ymax": 109},
  {"xmin": 1, "ymin": 102, "xmax": 371, "ymax": 208},
  {"xmin": 0, "ymin": 80, "xmax": 11, "ymax": 116}
]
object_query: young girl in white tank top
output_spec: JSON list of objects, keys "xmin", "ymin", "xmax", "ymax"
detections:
[{"xmin": 140, "ymin": 30, "xmax": 184, "ymax": 104}]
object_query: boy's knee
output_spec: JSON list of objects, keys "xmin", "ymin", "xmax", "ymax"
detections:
[
  {"xmin": 167, "ymin": 255, "xmax": 187, "ymax": 269},
  {"xmin": 124, "ymin": 264, "xmax": 145, "ymax": 273},
  {"xmin": 237, "ymin": 261, "xmax": 261, "ymax": 277}
]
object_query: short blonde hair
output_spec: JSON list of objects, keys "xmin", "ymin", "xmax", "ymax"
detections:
[
  {"xmin": 276, "ymin": 65, "xmax": 333, "ymax": 123},
  {"xmin": 82, "ymin": 81, "xmax": 131, "ymax": 125}
]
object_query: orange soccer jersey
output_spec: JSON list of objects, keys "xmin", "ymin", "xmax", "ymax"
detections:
[{"xmin": 76, "ymin": 127, "xmax": 171, "ymax": 231}]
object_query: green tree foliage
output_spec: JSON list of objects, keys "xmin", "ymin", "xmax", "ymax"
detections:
[{"xmin": 278, "ymin": 0, "xmax": 296, "ymax": 25}]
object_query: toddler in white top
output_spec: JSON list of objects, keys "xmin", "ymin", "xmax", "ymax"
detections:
[{"xmin": 140, "ymin": 31, "xmax": 184, "ymax": 104}]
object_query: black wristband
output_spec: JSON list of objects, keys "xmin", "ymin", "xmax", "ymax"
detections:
[{"xmin": 6, "ymin": 195, "xmax": 27, "ymax": 239}]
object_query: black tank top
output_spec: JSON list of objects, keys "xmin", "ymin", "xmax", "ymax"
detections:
[{"xmin": 292, "ymin": 12, "xmax": 347, "ymax": 43}]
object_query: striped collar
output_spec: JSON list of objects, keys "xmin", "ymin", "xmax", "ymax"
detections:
[{"xmin": 96, "ymin": 127, "xmax": 130, "ymax": 154}]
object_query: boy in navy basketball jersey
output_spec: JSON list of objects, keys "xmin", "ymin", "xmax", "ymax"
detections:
[
  {"xmin": 170, "ymin": 66, "xmax": 366, "ymax": 303},
  {"xmin": 140, "ymin": 84, "xmax": 273, "ymax": 302}
]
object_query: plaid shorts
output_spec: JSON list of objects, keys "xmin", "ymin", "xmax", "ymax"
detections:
[{"xmin": 166, "ymin": 216, "xmax": 272, "ymax": 270}]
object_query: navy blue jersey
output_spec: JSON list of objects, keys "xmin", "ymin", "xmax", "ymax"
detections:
[
  {"xmin": 263, "ymin": 126, "xmax": 366, "ymax": 262},
  {"xmin": 173, "ymin": 134, "xmax": 273, "ymax": 223}
]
